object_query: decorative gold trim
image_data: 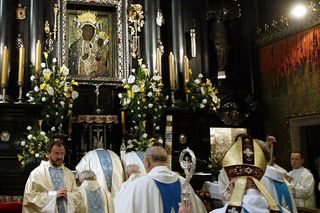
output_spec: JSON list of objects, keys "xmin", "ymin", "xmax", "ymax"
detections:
[{"xmin": 58, "ymin": 0, "xmax": 129, "ymax": 84}]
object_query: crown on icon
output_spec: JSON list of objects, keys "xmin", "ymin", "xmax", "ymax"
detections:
[{"xmin": 77, "ymin": 11, "xmax": 97, "ymax": 25}]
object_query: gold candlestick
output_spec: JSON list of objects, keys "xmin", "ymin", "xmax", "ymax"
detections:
[
  {"xmin": 16, "ymin": 45, "xmax": 26, "ymax": 103},
  {"xmin": 169, "ymin": 52, "xmax": 176, "ymax": 90},
  {"xmin": 156, "ymin": 48, "xmax": 162, "ymax": 79},
  {"xmin": 121, "ymin": 111, "xmax": 126, "ymax": 136},
  {"xmin": 35, "ymin": 40, "xmax": 41, "ymax": 75},
  {"xmin": 1, "ymin": 46, "xmax": 9, "ymax": 103},
  {"xmin": 1, "ymin": 46, "xmax": 9, "ymax": 85},
  {"xmin": 18, "ymin": 45, "xmax": 25, "ymax": 83},
  {"xmin": 183, "ymin": 56, "xmax": 190, "ymax": 92}
]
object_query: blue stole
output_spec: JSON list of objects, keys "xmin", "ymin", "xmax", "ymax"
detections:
[
  {"xmin": 154, "ymin": 179, "xmax": 181, "ymax": 213},
  {"xmin": 135, "ymin": 151, "xmax": 145, "ymax": 162},
  {"xmin": 272, "ymin": 179, "xmax": 293, "ymax": 213},
  {"xmin": 85, "ymin": 188, "xmax": 105, "ymax": 213},
  {"xmin": 243, "ymin": 207, "xmax": 250, "ymax": 213},
  {"xmin": 96, "ymin": 149, "xmax": 113, "ymax": 192},
  {"xmin": 49, "ymin": 167, "xmax": 66, "ymax": 213}
]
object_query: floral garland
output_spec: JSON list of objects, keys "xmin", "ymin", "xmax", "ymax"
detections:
[
  {"xmin": 186, "ymin": 73, "xmax": 220, "ymax": 112},
  {"xmin": 16, "ymin": 52, "xmax": 78, "ymax": 166},
  {"xmin": 118, "ymin": 59, "xmax": 167, "ymax": 151}
]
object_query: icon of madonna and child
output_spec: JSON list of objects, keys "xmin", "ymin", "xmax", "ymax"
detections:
[{"xmin": 68, "ymin": 11, "xmax": 113, "ymax": 77}]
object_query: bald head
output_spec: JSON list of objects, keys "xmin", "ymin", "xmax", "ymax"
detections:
[
  {"xmin": 125, "ymin": 164, "xmax": 140, "ymax": 179},
  {"xmin": 144, "ymin": 146, "xmax": 167, "ymax": 173}
]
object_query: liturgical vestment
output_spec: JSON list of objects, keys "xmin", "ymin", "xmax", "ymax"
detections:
[
  {"xmin": 76, "ymin": 148, "xmax": 124, "ymax": 197},
  {"xmin": 260, "ymin": 165, "xmax": 297, "ymax": 213},
  {"xmin": 78, "ymin": 180, "xmax": 114, "ymax": 213},
  {"xmin": 287, "ymin": 167, "xmax": 316, "ymax": 208},
  {"xmin": 210, "ymin": 189, "xmax": 291, "ymax": 213},
  {"xmin": 22, "ymin": 161, "xmax": 81, "ymax": 213},
  {"xmin": 114, "ymin": 166, "xmax": 207, "ymax": 213}
]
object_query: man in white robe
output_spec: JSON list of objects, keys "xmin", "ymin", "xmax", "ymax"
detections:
[
  {"xmin": 260, "ymin": 135, "xmax": 297, "ymax": 212},
  {"xmin": 119, "ymin": 164, "xmax": 142, "ymax": 192},
  {"xmin": 114, "ymin": 146, "xmax": 207, "ymax": 213},
  {"xmin": 261, "ymin": 165, "xmax": 297, "ymax": 213},
  {"xmin": 209, "ymin": 135, "xmax": 290, "ymax": 213},
  {"xmin": 76, "ymin": 145, "xmax": 124, "ymax": 197},
  {"xmin": 122, "ymin": 151, "xmax": 147, "ymax": 175},
  {"xmin": 285, "ymin": 151, "xmax": 316, "ymax": 208},
  {"xmin": 22, "ymin": 139, "xmax": 81, "ymax": 213},
  {"xmin": 78, "ymin": 170, "xmax": 114, "ymax": 213}
]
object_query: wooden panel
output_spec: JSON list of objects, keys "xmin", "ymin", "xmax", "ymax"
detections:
[{"xmin": 0, "ymin": 104, "xmax": 42, "ymax": 195}]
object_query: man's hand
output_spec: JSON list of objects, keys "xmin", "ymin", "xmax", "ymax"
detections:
[
  {"xmin": 178, "ymin": 202, "xmax": 192, "ymax": 213},
  {"xmin": 284, "ymin": 173, "xmax": 293, "ymax": 183},
  {"xmin": 56, "ymin": 188, "xmax": 68, "ymax": 199}
]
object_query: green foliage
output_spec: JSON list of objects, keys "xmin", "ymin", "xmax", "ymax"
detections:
[{"xmin": 186, "ymin": 74, "xmax": 220, "ymax": 112}]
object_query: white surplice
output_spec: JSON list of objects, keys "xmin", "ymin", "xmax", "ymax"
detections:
[
  {"xmin": 79, "ymin": 180, "xmax": 114, "ymax": 213},
  {"xmin": 114, "ymin": 166, "xmax": 207, "ymax": 213},
  {"xmin": 118, "ymin": 173, "xmax": 142, "ymax": 193},
  {"xmin": 210, "ymin": 189, "xmax": 291, "ymax": 213},
  {"xmin": 287, "ymin": 167, "xmax": 316, "ymax": 208},
  {"xmin": 260, "ymin": 165, "xmax": 297, "ymax": 213},
  {"xmin": 272, "ymin": 163, "xmax": 288, "ymax": 175},
  {"xmin": 122, "ymin": 151, "xmax": 147, "ymax": 176},
  {"xmin": 22, "ymin": 161, "xmax": 81, "ymax": 213},
  {"xmin": 76, "ymin": 148, "xmax": 124, "ymax": 197}
]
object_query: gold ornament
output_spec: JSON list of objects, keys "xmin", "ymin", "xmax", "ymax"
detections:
[{"xmin": 16, "ymin": 4, "xmax": 26, "ymax": 20}]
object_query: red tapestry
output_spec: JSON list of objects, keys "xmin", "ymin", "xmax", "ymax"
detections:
[{"xmin": 260, "ymin": 25, "xmax": 320, "ymax": 90}]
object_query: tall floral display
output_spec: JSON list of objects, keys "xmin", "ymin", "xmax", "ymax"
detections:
[
  {"xmin": 16, "ymin": 52, "xmax": 78, "ymax": 166},
  {"xmin": 119, "ymin": 59, "xmax": 166, "ymax": 151},
  {"xmin": 185, "ymin": 73, "xmax": 220, "ymax": 112}
]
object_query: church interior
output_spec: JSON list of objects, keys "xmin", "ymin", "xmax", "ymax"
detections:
[{"xmin": 0, "ymin": 0, "xmax": 320, "ymax": 212}]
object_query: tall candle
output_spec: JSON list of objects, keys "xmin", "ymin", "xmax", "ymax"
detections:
[
  {"xmin": 183, "ymin": 56, "xmax": 190, "ymax": 91},
  {"xmin": 1, "ymin": 46, "xmax": 9, "ymax": 85},
  {"xmin": 169, "ymin": 52, "xmax": 176, "ymax": 90},
  {"xmin": 121, "ymin": 111, "xmax": 126, "ymax": 135},
  {"xmin": 156, "ymin": 48, "xmax": 162, "ymax": 78},
  {"xmin": 18, "ymin": 46, "xmax": 25, "ymax": 83},
  {"xmin": 35, "ymin": 40, "xmax": 41, "ymax": 73}
]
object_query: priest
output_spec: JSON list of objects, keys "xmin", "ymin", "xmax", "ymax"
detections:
[
  {"xmin": 78, "ymin": 170, "xmax": 114, "ymax": 213},
  {"xmin": 285, "ymin": 151, "xmax": 316, "ymax": 208},
  {"xmin": 211, "ymin": 134, "xmax": 290, "ymax": 213},
  {"xmin": 114, "ymin": 146, "xmax": 207, "ymax": 213},
  {"xmin": 22, "ymin": 139, "xmax": 81, "ymax": 213},
  {"xmin": 76, "ymin": 142, "xmax": 124, "ymax": 197}
]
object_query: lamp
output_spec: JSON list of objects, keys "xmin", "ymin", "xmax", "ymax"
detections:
[{"xmin": 290, "ymin": 3, "xmax": 308, "ymax": 18}]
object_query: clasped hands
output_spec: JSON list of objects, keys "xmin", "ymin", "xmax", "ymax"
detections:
[{"xmin": 56, "ymin": 188, "xmax": 68, "ymax": 199}]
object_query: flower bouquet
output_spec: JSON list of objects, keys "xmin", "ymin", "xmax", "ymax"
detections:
[
  {"xmin": 185, "ymin": 74, "xmax": 220, "ymax": 112},
  {"xmin": 118, "ymin": 59, "xmax": 167, "ymax": 151},
  {"xmin": 16, "ymin": 52, "xmax": 78, "ymax": 167},
  {"xmin": 16, "ymin": 120, "xmax": 50, "ymax": 167},
  {"xmin": 27, "ymin": 52, "xmax": 79, "ymax": 137}
]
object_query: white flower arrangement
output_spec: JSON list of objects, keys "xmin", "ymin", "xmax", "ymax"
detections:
[
  {"xmin": 16, "ymin": 52, "xmax": 79, "ymax": 167},
  {"xmin": 186, "ymin": 74, "xmax": 220, "ymax": 112},
  {"xmin": 16, "ymin": 120, "xmax": 50, "ymax": 167},
  {"xmin": 27, "ymin": 52, "xmax": 79, "ymax": 137},
  {"xmin": 118, "ymin": 59, "xmax": 167, "ymax": 151}
]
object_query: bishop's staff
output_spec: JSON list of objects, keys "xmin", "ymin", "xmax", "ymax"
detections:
[{"xmin": 179, "ymin": 147, "xmax": 196, "ymax": 206}]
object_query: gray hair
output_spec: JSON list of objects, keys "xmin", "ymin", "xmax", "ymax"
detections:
[
  {"xmin": 78, "ymin": 170, "xmax": 97, "ymax": 184},
  {"xmin": 145, "ymin": 146, "xmax": 167, "ymax": 163},
  {"xmin": 125, "ymin": 164, "xmax": 140, "ymax": 176}
]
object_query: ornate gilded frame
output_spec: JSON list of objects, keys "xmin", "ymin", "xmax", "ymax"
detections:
[{"xmin": 58, "ymin": 0, "xmax": 129, "ymax": 85}]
